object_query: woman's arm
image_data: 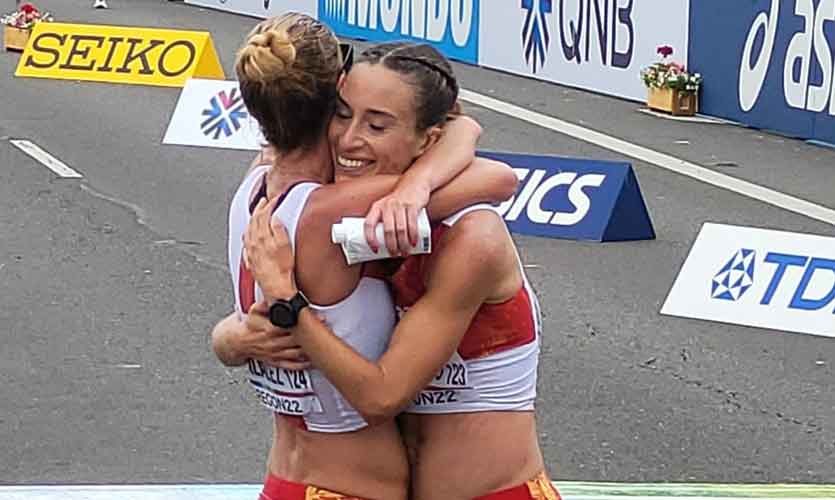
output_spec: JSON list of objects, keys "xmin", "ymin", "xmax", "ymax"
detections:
[
  {"xmin": 210, "ymin": 305, "xmax": 310, "ymax": 370},
  {"xmin": 245, "ymin": 204, "xmax": 509, "ymax": 425},
  {"xmin": 211, "ymin": 312, "xmax": 249, "ymax": 367}
]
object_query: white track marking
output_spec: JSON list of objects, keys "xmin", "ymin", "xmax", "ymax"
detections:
[
  {"xmin": 10, "ymin": 139, "xmax": 83, "ymax": 178},
  {"xmin": 460, "ymin": 89, "xmax": 835, "ymax": 226}
]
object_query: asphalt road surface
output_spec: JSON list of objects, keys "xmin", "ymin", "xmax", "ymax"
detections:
[{"xmin": 2, "ymin": 0, "xmax": 834, "ymax": 486}]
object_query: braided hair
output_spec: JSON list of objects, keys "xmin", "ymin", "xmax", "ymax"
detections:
[{"xmin": 355, "ymin": 42, "xmax": 460, "ymax": 131}]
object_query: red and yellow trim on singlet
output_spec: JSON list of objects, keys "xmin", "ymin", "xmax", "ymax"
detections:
[
  {"xmin": 391, "ymin": 224, "xmax": 536, "ymax": 360},
  {"xmin": 259, "ymin": 474, "xmax": 369, "ymax": 500},
  {"xmin": 474, "ymin": 472, "xmax": 562, "ymax": 500}
]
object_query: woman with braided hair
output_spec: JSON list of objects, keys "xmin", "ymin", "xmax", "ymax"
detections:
[
  {"xmin": 211, "ymin": 13, "xmax": 518, "ymax": 500},
  {"xmin": 244, "ymin": 40, "xmax": 560, "ymax": 500}
]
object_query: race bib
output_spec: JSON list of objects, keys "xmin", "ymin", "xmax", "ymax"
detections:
[
  {"xmin": 411, "ymin": 352, "xmax": 477, "ymax": 408},
  {"xmin": 247, "ymin": 359, "xmax": 322, "ymax": 416}
]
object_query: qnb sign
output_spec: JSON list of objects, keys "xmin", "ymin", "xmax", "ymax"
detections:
[
  {"xmin": 521, "ymin": 0, "xmax": 634, "ymax": 72},
  {"xmin": 740, "ymin": 0, "xmax": 835, "ymax": 114},
  {"xmin": 319, "ymin": 0, "xmax": 479, "ymax": 63},
  {"xmin": 479, "ymin": 151, "xmax": 654, "ymax": 242}
]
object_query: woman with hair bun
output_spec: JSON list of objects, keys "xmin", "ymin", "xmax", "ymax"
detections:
[
  {"xmin": 211, "ymin": 13, "xmax": 518, "ymax": 500},
  {"xmin": 243, "ymin": 39, "xmax": 560, "ymax": 500}
]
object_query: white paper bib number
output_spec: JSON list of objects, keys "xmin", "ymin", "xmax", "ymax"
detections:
[
  {"xmin": 410, "ymin": 352, "xmax": 477, "ymax": 409},
  {"xmin": 247, "ymin": 359, "xmax": 322, "ymax": 416}
]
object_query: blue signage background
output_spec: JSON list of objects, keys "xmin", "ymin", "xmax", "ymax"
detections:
[
  {"xmin": 479, "ymin": 151, "xmax": 655, "ymax": 242},
  {"xmin": 318, "ymin": 0, "xmax": 479, "ymax": 64},
  {"xmin": 690, "ymin": 0, "xmax": 835, "ymax": 145}
]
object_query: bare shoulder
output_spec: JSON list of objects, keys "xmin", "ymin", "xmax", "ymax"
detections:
[
  {"xmin": 431, "ymin": 210, "xmax": 520, "ymax": 302},
  {"xmin": 444, "ymin": 209, "xmax": 510, "ymax": 255},
  {"xmin": 434, "ymin": 210, "xmax": 512, "ymax": 279}
]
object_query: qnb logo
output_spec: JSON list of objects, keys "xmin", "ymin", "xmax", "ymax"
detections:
[
  {"xmin": 521, "ymin": 0, "xmax": 552, "ymax": 73},
  {"xmin": 712, "ymin": 249, "xmax": 756, "ymax": 301},
  {"xmin": 497, "ymin": 168, "xmax": 606, "ymax": 226},
  {"xmin": 714, "ymin": 250, "xmax": 835, "ymax": 312},
  {"xmin": 201, "ymin": 88, "xmax": 248, "ymax": 140},
  {"xmin": 322, "ymin": 0, "xmax": 474, "ymax": 47},
  {"xmin": 740, "ymin": 0, "xmax": 835, "ymax": 115},
  {"xmin": 520, "ymin": 0, "xmax": 633, "ymax": 71}
]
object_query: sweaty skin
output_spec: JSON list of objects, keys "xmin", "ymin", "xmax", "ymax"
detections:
[{"xmin": 214, "ymin": 122, "xmax": 518, "ymax": 498}]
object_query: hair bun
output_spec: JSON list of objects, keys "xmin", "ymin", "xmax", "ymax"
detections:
[{"xmin": 239, "ymin": 30, "xmax": 297, "ymax": 83}]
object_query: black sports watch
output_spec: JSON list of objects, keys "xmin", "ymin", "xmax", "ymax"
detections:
[{"xmin": 268, "ymin": 292, "xmax": 309, "ymax": 328}]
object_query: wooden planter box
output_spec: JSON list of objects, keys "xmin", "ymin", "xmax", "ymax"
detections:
[
  {"xmin": 4, "ymin": 25, "xmax": 31, "ymax": 52},
  {"xmin": 647, "ymin": 87, "xmax": 698, "ymax": 116}
]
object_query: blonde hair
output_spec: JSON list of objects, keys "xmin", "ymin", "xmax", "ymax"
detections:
[{"xmin": 235, "ymin": 13, "xmax": 342, "ymax": 152}]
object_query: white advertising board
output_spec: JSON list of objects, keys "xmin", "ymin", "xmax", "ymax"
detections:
[
  {"xmin": 184, "ymin": 0, "xmax": 316, "ymax": 19},
  {"xmin": 163, "ymin": 78, "xmax": 264, "ymax": 151},
  {"xmin": 661, "ymin": 223, "xmax": 835, "ymax": 338},
  {"xmin": 479, "ymin": 0, "xmax": 690, "ymax": 101}
]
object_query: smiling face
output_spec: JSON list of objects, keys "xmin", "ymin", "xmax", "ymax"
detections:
[{"xmin": 328, "ymin": 63, "xmax": 440, "ymax": 181}]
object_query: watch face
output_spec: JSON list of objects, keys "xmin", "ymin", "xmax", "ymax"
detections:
[{"xmin": 269, "ymin": 302, "xmax": 295, "ymax": 328}]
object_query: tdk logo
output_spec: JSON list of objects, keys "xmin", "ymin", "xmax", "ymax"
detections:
[
  {"xmin": 712, "ymin": 249, "xmax": 756, "ymax": 301},
  {"xmin": 498, "ymin": 168, "xmax": 606, "ymax": 226},
  {"xmin": 520, "ymin": 0, "xmax": 634, "ymax": 73},
  {"xmin": 740, "ymin": 0, "xmax": 835, "ymax": 114},
  {"xmin": 713, "ymin": 249, "xmax": 835, "ymax": 312},
  {"xmin": 320, "ymin": 0, "xmax": 478, "ymax": 62},
  {"xmin": 662, "ymin": 224, "xmax": 835, "ymax": 337}
]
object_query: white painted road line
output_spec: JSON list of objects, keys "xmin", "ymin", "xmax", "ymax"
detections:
[
  {"xmin": 460, "ymin": 90, "xmax": 835, "ymax": 227},
  {"xmin": 10, "ymin": 139, "xmax": 83, "ymax": 179}
]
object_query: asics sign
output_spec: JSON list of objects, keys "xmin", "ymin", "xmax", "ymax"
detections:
[
  {"xmin": 690, "ymin": 0, "xmax": 835, "ymax": 145},
  {"xmin": 478, "ymin": 151, "xmax": 654, "ymax": 242},
  {"xmin": 319, "ymin": 0, "xmax": 479, "ymax": 63},
  {"xmin": 739, "ymin": 0, "xmax": 835, "ymax": 114},
  {"xmin": 662, "ymin": 224, "xmax": 835, "ymax": 338}
]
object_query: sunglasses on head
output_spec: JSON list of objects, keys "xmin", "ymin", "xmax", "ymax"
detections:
[{"xmin": 339, "ymin": 42, "xmax": 354, "ymax": 73}]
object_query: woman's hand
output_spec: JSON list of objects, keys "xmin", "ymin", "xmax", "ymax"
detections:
[
  {"xmin": 242, "ymin": 302, "xmax": 309, "ymax": 370},
  {"xmin": 362, "ymin": 114, "xmax": 482, "ymax": 256},
  {"xmin": 363, "ymin": 180, "xmax": 430, "ymax": 257},
  {"xmin": 211, "ymin": 306, "xmax": 309, "ymax": 369},
  {"xmin": 244, "ymin": 197, "xmax": 298, "ymax": 301}
]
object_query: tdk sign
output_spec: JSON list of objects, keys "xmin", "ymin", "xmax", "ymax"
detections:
[
  {"xmin": 712, "ymin": 248, "xmax": 756, "ymax": 301},
  {"xmin": 319, "ymin": 0, "xmax": 479, "ymax": 63},
  {"xmin": 662, "ymin": 224, "xmax": 835, "ymax": 338},
  {"xmin": 713, "ymin": 249, "xmax": 835, "ymax": 312},
  {"xmin": 478, "ymin": 151, "xmax": 655, "ymax": 242}
]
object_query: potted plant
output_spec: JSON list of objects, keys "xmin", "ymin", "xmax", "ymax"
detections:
[
  {"xmin": 2, "ymin": 3, "xmax": 54, "ymax": 52},
  {"xmin": 641, "ymin": 45, "xmax": 702, "ymax": 116}
]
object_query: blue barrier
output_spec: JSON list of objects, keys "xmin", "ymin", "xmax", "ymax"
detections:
[
  {"xmin": 318, "ymin": 0, "xmax": 480, "ymax": 64},
  {"xmin": 479, "ymin": 151, "xmax": 655, "ymax": 242},
  {"xmin": 689, "ymin": 0, "xmax": 835, "ymax": 145}
]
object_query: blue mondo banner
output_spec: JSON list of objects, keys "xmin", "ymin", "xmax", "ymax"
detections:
[
  {"xmin": 479, "ymin": 151, "xmax": 655, "ymax": 242},
  {"xmin": 689, "ymin": 0, "xmax": 835, "ymax": 145},
  {"xmin": 318, "ymin": 0, "xmax": 480, "ymax": 64}
]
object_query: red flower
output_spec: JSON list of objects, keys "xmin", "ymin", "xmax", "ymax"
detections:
[
  {"xmin": 657, "ymin": 45, "xmax": 674, "ymax": 58},
  {"xmin": 18, "ymin": 3, "xmax": 39, "ymax": 14}
]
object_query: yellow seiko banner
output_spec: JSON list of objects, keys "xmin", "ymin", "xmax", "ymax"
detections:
[{"xmin": 15, "ymin": 22, "xmax": 224, "ymax": 87}]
